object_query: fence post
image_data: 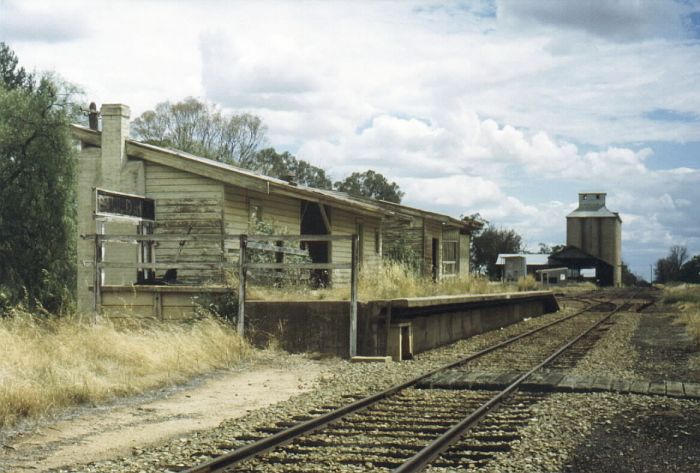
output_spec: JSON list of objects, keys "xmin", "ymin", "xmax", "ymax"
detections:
[
  {"xmin": 350, "ymin": 234, "xmax": 359, "ymax": 358},
  {"xmin": 92, "ymin": 231, "xmax": 102, "ymax": 324},
  {"xmin": 238, "ymin": 234, "xmax": 247, "ymax": 335}
]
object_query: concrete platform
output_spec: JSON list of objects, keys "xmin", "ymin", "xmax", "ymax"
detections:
[
  {"xmin": 247, "ymin": 291, "xmax": 559, "ymax": 359},
  {"xmin": 94, "ymin": 286, "xmax": 559, "ymax": 360},
  {"xmin": 419, "ymin": 369, "xmax": 700, "ymax": 400}
]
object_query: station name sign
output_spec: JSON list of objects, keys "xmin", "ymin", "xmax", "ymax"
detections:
[{"xmin": 96, "ymin": 189, "xmax": 155, "ymax": 220}]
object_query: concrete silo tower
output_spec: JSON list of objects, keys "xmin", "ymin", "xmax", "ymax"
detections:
[{"xmin": 566, "ymin": 192, "xmax": 622, "ymax": 286}]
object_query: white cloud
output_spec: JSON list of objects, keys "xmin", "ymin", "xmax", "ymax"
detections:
[
  {"xmin": 498, "ymin": 0, "xmax": 692, "ymax": 42},
  {"xmin": 0, "ymin": 1, "xmax": 92, "ymax": 43},
  {"xmin": 399, "ymin": 174, "xmax": 571, "ymax": 249},
  {"xmin": 2, "ymin": 0, "xmax": 699, "ymax": 275},
  {"xmin": 297, "ymin": 107, "xmax": 659, "ymax": 186}
]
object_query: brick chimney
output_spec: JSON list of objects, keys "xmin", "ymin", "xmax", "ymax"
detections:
[{"xmin": 99, "ymin": 104, "xmax": 130, "ymax": 190}]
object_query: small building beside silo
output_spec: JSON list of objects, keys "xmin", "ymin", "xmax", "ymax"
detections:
[
  {"xmin": 563, "ymin": 192, "xmax": 622, "ymax": 287},
  {"xmin": 495, "ymin": 253, "xmax": 550, "ymax": 281}
]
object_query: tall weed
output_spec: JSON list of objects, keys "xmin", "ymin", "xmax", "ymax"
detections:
[
  {"xmin": 246, "ymin": 260, "xmax": 534, "ymax": 301},
  {"xmin": 663, "ymin": 284, "xmax": 700, "ymax": 350}
]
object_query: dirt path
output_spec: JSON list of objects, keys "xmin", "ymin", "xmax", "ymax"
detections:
[{"xmin": 0, "ymin": 361, "xmax": 325, "ymax": 472}]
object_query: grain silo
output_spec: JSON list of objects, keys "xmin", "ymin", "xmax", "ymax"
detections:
[{"xmin": 566, "ymin": 192, "xmax": 622, "ymax": 286}]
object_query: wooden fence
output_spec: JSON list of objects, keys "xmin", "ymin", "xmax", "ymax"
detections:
[{"xmin": 82, "ymin": 233, "xmax": 361, "ymax": 357}]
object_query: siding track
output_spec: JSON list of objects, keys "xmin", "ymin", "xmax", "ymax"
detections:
[{"xmin": 183, "ymin": 290, "xmax": 642, "ymax": 473}]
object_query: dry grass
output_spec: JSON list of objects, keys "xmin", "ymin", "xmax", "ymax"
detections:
[
  {"xmin": 516, "ymin": 275, "xmax": 538, "ymax": 292},
  {"xmin": 245, "ymin": 261, "xmax": 539, "ymax": 301},
  {"xmin": 662, "ymin": 283, "xmax": 700, "ymax": 305},
  {"xmin": 0, "ymin": 307, "xmax": 254, "ymax": 428},
  {"xmin": 663, "ymin": 284, "xmax": 700, "ymax": 350}
]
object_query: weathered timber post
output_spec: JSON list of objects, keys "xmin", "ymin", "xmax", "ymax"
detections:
[
  {"xmin": 350, "ymin": 234, "xmax": 359, "ymax": 357},
  {"xmin": 385, "ymin": 301, "xmax": 392, "ymax": 357},
  {"xmin": 92, "ymin": 231, "xmax": 102, "ymax": 324},
  {"xmin": 238, "ymin": 234, "xmax": 247, "ymax": 335}
]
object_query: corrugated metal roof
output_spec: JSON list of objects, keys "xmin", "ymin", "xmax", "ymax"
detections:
[
  {"xmin": 71, "ymin": 123, "xmax": 477, "ymax": 227},
  {"xmin": 346, "ymin": 195, "xmax": 483, "ymax": 231},
  {"xmin": 496, "ymin": 253, "xmax": 550, "ymax": 266},
  {"xmin": 567, "ymin": 207, "xmax": 620, "ymax": 218},
  {"xmin": 126, "ymin": 140, "xmax": 391, "ymax": 214}
]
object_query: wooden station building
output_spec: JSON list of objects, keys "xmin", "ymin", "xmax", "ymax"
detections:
[{"xmin": 72, "ymin": 104, "xmax": 482, "ymax": 317}]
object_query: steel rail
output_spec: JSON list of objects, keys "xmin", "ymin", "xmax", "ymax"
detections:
[
  {"xmin": 184, "ymin": 296, "xmax": 602, "ymax": 473},
  {"xmin": 393, "ymin": 291, "xmax": 631, "ymax": 473}
]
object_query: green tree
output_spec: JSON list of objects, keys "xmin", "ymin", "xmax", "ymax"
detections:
[
  {"xmin": 0, "ymin": 43, "xmax": 79, "ymax": 312},
  {"xmin": 252, "ymin": 147, "xmax": 332, "ymax": 189},
  {"xmin": 537, "ymin": 243, "xmax": 567, "ymax": 255},
  {"xmin": 333, "ymin": 170, "xmax": 404, "ymax": 203},
  {"xmin": 131, "ymin": 97, "xmax": 266, "ymax": 166},
  {"xmin": 0, "ymin": 43, "xmax": 31, "ymax": 90},
  {"xmin": 654, "ymin": 245, "xmax": 688, "ymax": 283},
  {"xmin": 621, "ymin": 261, "xmax": 642, "ymax": 286},
  {"xmin": 679, "ymin": 255, "xmax": 700, "ymax": 283},
  {"xmin": 471, "ymin": 224, "xmax": 523, "ymax": 279}
]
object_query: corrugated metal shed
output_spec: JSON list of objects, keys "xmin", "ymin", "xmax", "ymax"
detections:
[{"xmin": 495, "ymin": 253, "xmax": 550, "ymax": 266}]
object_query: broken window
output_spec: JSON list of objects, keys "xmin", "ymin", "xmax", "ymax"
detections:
[
  {"xmin": 249, "ymin": 200, "xmax": 263, "ymax": 229},
  {"xmin": 442, "ymin": 239, "xmax": 458, "ymax": 276}
]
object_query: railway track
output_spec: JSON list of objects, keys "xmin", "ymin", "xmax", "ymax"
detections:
[{"xmin": 183, "ymin": 290, "xmax": 644, "ymax": 473}]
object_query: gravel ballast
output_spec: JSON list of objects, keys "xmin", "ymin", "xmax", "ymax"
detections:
[
  {"xmin": 487, "ymin": 393, "xmax": 700, "ymax": 473},
  {"xmin": 47, "ymin": 309, "xmax": 577, "ymax": 472}
]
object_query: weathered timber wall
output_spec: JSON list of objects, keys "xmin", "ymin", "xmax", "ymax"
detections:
[
  {"xmin": 459, "ymin": 233, "xmax": 470, "ymax": 275},
  {"xmin": 330, "ymin": 209, "xmax": 382, "ymax": 285},
  {"xmin": 222, "ymin": 185, "xmax": 301, "ymax": 263},
  {"xmin": 383, "ymin": 217, "xmax": 425, "ymax": 268},
  {"xmin": 76, "ymin": 146, "xmax": 100, "ymax": 312},
  {"xmin": 145, "ymin": 163, "xmax": 225, "ymax": 283},
  {"xmin": 99, "ymin": 285, "xmax": 231, "ymax": 320},
  {"xmin": 361, "ymin": 217, "xmax": 382, "ymax": 272},
  {"xmin": 423, "ymin": 218, "xmax": 442, "ymax": 278}
]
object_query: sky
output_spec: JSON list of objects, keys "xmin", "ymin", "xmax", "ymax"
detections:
[{"xmin": 2, "ymin": 0, "xmax": 700, "ymax": 278}]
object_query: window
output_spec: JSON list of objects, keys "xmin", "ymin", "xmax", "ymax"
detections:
[
  {"xmin": 249, "ymin": 204, "xmax": 262, "ymax": 222},
  {"xmin": 442, "ymin": 240, "xmax": 458, "ymax": 276},
  {"xmin": 248, "ymin": 199, "xmax": 263, "ymax": 230},
  {"xmin": 374, "ymin": 230, "xmax": 381, "ymax": 254}
]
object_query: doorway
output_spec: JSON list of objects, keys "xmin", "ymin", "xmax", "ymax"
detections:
[
  {"xmin": 301, "ymin": 202, "xmax": 331, "ymax": 287},
  {"xmin": 431, "ymin": 238, "xmax": 439, "ymax": 281}
]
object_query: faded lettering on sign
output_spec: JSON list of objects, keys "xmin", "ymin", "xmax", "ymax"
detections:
[{"xmin": 96, "ymin": 189, "xmax": 155, "ymax": 220}]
